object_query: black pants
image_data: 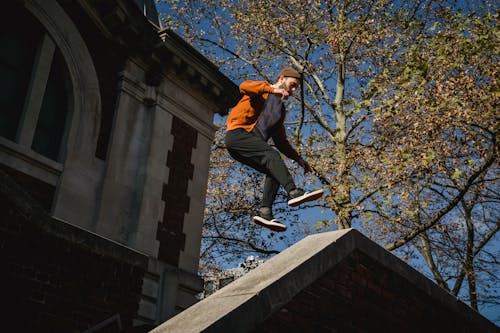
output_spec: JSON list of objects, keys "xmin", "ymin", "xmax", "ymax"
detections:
[{"xmin": 225, "ymin": 128, "xmax": 296, "ymax": 208}]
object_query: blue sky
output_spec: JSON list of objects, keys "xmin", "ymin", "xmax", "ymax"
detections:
[{"xmin": 155, "ymin": 0, "xmax": 499, "ymax": 326}]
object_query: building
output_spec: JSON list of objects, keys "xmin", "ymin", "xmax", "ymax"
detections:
[
  {"xmin": 0, "ymin": 0, "xmax": 239, "ymax": 332},
  {"xmin": 202, "ymin": 256, "xmax": 266, "ymax": 299},
  {"xmin": 150, "ymin": 229, "xmax": 499, "ymax": 333}
]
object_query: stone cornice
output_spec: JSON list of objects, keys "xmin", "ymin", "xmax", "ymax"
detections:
[
  {"xmin": 157, "ymin": 90, "xmax": 220, "ymax": 141},
  {"xmin": 154, "ymin": 29, "xmax": 240, "ymax": 115},
  {"xmin": 77, "ymin": 0, "xmax": 160, "ymax": 51},
  {"xmin": 116, "ymin": 69, "xmax": 218, "ymax": 141},
  {"xmin": 76, "ymin": 0, "xmax": 239, "ymax": 115}
]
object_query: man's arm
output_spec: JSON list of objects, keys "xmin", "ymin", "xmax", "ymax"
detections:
[
  {"xmin": 272, "ymin": 125, "xmax": 312, "ymax": 173},
  {"xmin": 240, "ymin": 80, "xmax": 289, "ymax": 99},
  {"xmin": 240, "ymin": 81, "xmax": 274, "ymax": 96}
]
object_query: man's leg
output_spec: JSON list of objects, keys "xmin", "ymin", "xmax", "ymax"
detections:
[
  {"xmin": 225, "ymin": 129, "xmax": 296, "ymax": 199},
  {"xmin": 262, "ymin": 175, "xmax": 280, "ymax": 208},
  {"xmin": 226, "ymin": 129, "xmax": 324, "ymax": 210}
]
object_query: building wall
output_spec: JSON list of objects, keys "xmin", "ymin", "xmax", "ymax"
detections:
[
  {"xmin": 0, "ymin": 0, "xmax": 238, "ymax": 331},
  {"xmin": 0, "ymin": 171, "xmax": 148, "ymax": 333},
  {"xmin": 255, "ymin": 250, "xmax": 496, "ymax": 333}
]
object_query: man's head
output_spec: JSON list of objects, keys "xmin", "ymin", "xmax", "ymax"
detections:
[{"xmin": 277, "ymin": 66, "xmax": 301, "ymax": 96}]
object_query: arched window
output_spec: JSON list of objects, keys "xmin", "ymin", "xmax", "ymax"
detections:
[
  {"xmin": 0, "ymin": 6, "xmax": 42, "ymax": 141},
  {"xmin": 31, "ymin": 49, "xmax": 71, "ymax": 161},
  {"xmin": 0, "ymin": 4, "xmax": 71, "ymax": 162}
]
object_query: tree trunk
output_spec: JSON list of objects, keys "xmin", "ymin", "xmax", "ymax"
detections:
[
  {"xmin": 464, "ymin": 202, "xmax": 478, "ymax": 310},
  {"xmin": 419, "ymin": 233, "xmax": 449, "ymax": 290},
  {"xmin": 334, "ymin": 55, "xmax": 351, "ymax": 229}
]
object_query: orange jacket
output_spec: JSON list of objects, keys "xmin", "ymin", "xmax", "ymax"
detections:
[
  {"xmin": 226, "ymin": 80, "xmax": 275, "ymax": 132},
  {"xmin": 226, "ymin": 80, "xmax": 301, "ymax": 161}
]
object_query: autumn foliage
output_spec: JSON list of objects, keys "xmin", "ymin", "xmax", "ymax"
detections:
[{"xmin": 160, "ymin": 0, "xmax": 499, "ymax": 315}]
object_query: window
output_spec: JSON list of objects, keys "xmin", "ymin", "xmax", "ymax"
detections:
[
  {"xmin": 0, "ymin": 6, "xmax": 42, "ymax": 141},
  {"xmin": 0, "ymin": 4, "xmax": 71, "ymax": 162},
  {"xmin": 31, "ymin": 50, "xmax": 70, "ymax": 160}
]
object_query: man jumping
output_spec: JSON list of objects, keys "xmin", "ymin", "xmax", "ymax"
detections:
[{"xmin": 225, "ymin": 66, "xmax": 324, "ymax": 232}]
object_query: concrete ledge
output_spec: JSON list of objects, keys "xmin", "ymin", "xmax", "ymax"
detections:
[
  {"xmin": 150, "ymin": 229, "xmax": 354, "ymax": 333},
  {"xmin": 150, "ymin": 229, "xmax": 498, "ymax": 333},
  {"xmin": 1, "ymin": 168, "xmax": 148, "ymax": 268}
]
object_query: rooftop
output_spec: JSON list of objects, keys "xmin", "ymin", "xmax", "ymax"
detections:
[{"xmin": 150, "ymin": 229, "xmax": 498, "ymax": 333}]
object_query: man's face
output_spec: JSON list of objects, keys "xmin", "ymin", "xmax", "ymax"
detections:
[{"xmin": 280, "ymin": 77, "xmax": 300, "ymax": 96}]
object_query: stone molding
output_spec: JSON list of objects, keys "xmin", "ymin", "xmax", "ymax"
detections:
[
  {"xmin": 76, "ymin": 0, "xmax": 239, "ymax": 114},
  {"xmin": 116, "ymin": 67, "xmax": 218, "ymax": 141},
  {"xmin": 157, "ymin": 29, "xmax": 240, "ymax": 114},
  {"xmin": 0, "ymin": 137, "xmax": 62, "ymax": 186}
]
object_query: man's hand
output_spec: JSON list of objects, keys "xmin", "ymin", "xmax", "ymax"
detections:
[
  {"xmin": 298, "ymin": 158, "xmax": 312, "ymax": 173},
  {"xmin": 273, "ymin": 87, "xmax": 289, "ymax": 100}
]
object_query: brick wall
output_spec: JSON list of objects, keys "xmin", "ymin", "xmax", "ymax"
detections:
[
  {"xmin": 0, "ymin": 164, "xmax": 55, "ymax": 211},
  {"xmin": 255, "ymin": 250, "xmax": 492, "ymax": 333},
  {"xmin": 156, "ymin": 116, "xmax": 197, "ymax": 267},
  {"xmin": 0, "ymin": 171, "xmax": 148, "ymax": 333}
]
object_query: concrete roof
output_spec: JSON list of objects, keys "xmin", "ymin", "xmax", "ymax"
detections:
[{"xmin": 150, "ymin": 229, "xmax": 499, "ymax": 333}]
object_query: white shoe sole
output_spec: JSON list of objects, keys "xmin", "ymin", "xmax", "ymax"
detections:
[
  {"xmin": 252, "ymin": 216, "xmax": 287, "ymax": 232},
  {"xmin": 288, "ymin": 189, "xmax": 324, "ymax": 207}
]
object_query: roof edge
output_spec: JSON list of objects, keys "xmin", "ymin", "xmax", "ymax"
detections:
[
  {"xmin": 151, "ymin": 229, "xmax": 498, "ymax": 332},
  {"xmin": 157, "ymin": 29, "xmax": 240, "ymax": 114}
]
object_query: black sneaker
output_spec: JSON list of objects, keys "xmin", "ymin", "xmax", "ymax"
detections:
[
  {"xmin": 287, "ymin": 188, "xmax": 324, "ymax": 207},
  {"xmin": 251, "ymin": 207, "xmax": 286, "ymax": 232}
]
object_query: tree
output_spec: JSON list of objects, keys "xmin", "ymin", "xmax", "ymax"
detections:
[
  {"xmin": 366, "ymin": 7, "xmax": 499, "ymax": 311},
  {"xmin": 159, "ymin": 0, "xmax": 499, "ymax": 315}
]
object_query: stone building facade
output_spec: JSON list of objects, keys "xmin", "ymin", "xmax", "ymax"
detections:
[{"xmin": 0, "ymin": 0, "xmax": 239, "ymax": 332}]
